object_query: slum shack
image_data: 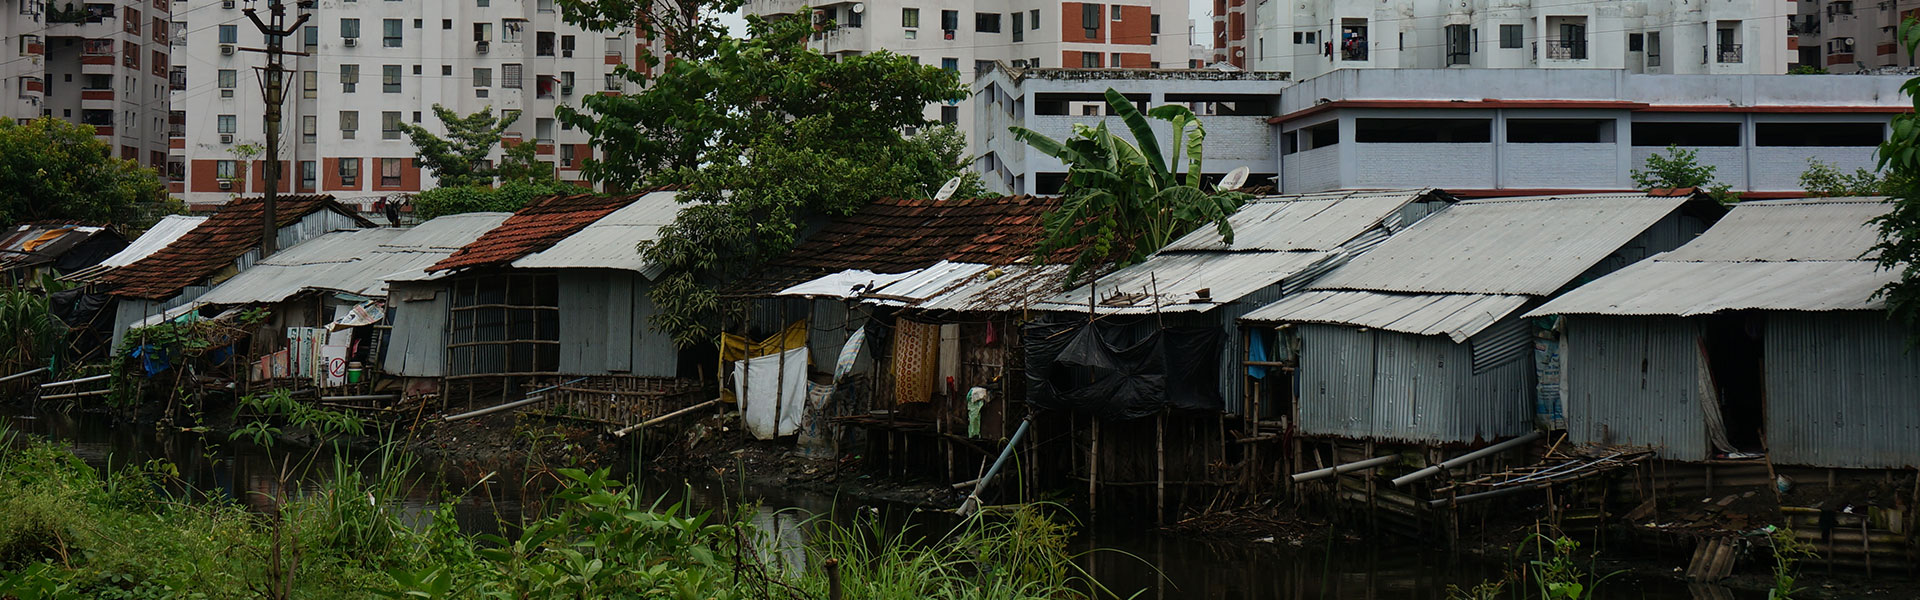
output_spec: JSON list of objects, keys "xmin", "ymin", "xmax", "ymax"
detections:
[
  {"xmin": 387, "ymin": 191, "xmax": 704, "ymax": 431},
  {"xmin": 743, "ymin": 196, "xmax": 1060, "ymax": 478},
  {"xmin": 54, "ymin": 216, "xmax": 207, "ymax": 363},
  {"xmin": 95, "ymin": 196, "xmax": 372, "ymax": 351},
  {"xmin": 1023, "ymin": 189, "xmax": 1454, "ymax": 522},
  {"xmin": 1239, "ymin": 191, "xmax": 1722, "ymax": 523},
  {"xmin": 0, "ymin": 223, "xmax": 127, "ymax": 287},
  {"xmin": 1526, "ymin": 197, "xmax": 1918, "ymax": 568},
  {"xmin": 173, "ymin": 212, "xmax": 509, "ymax": 403}
]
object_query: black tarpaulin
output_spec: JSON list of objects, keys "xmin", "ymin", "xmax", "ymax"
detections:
[{"xmin": 1024, "ymin": 318, "xmax": 1223, "ymax": 421}]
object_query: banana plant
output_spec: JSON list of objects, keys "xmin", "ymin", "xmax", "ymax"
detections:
[{"xmin": 1011, "ymin": 88, "xmax": 1249, "ymax": 283}]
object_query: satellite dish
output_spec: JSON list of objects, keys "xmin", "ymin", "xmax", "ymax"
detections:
[
  {"xmin": 934, "ymin": 176, "xmax": 963, "ymax": 201},
  {"xmin": 1218, "ymin": 166, "xmax": 1251, "ymax": 191},
  {"xmin": 852, "ymin": 2, "xmax": 865, "ymax": 12}
]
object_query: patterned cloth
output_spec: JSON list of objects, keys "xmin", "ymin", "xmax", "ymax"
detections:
[{"xmin": 892, "ymin": 320, "xmax": 940, "ymax": 404}]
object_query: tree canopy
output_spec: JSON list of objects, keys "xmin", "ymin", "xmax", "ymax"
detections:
[
  {"xmin": 1869, "ymin": 18, "xmax": 1920, "ymax": 339},
  {"xmin": 399, "ymin": 105, "xmax": 522, "ymax": 188},
  {"xmin": 557, "ymin": 12, "xmax": 971, "ymax": 346},
  {"xmin": 0, "ymin": 118, "xmax": 170, "ymax": 226},
  {"xmin": 1010, "ymin": 89, "xmax": 1248, "ymax": 283},
  {"xmin": 1630, "ymin": 144, "xmax": 1738, "ymax": 204}
]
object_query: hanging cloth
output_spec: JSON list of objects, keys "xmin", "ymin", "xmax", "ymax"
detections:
[
  {"xmin": 1247, "ymin": 330, "xmax": 1271, "ymax": 380},
  {"xmin": 835, "ymin": 325, "xmax": 866, "ymax": 381},
  {"xmin": 966, "ymin": 387, "xmax": 989, "ymax": 438},
  {"xmin": 720, "ymin": 320, "xmax": 809, "ymax": 362},
  {"xmin": 892, "ymin": 320, "xmax": 941, "ymax": 404},
  {"xmin": 735, "ymin": 347, "xmax": 809, "ymax": 439}
]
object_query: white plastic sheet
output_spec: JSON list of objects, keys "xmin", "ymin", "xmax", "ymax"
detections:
[{"xmin": 734, "ymin": 347, "xmax": 808, "ymax": 440}]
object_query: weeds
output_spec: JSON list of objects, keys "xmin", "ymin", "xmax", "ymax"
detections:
[
  {"xmin": 230, "ymin": 388, "xmax": 366, "ymax": 446},
  {"xmin": 1768, "ymin": 526, "xmax": 1818, "ymax": 600}
]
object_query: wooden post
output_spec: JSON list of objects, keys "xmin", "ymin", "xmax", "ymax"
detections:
[
  {"xmin": 1090, "ymin": 417, "xmax": 1101, "ymax": 526},
  {"xmin": 824, "ymin": 557, "xmax": 843, "ymax": 600},
  {"xmin": 1863, "ymin": 516, "xmax": 1872, "ymax": 578},
  {"xmin": 1156, "ymin": 411, "xmax": 1167, "ymax": 526}
]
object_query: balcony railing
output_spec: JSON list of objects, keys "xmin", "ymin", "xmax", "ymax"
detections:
[
  {"xmin": 1542, "ymin": 38, "xmax": 1588, "ymax": 60},
  {"xmin": 1340, "ymin": 42, "xmax": 1369, "ymax": 61},
  {"xmin": 1716, "ymin": 44, "xmax": 1743, "ymax": 63}
]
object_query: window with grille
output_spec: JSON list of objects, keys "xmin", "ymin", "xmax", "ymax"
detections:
[
  {"xmin": 340, "ymin": 110, "xmax": 358, "ymax": 138},
  {"xmin": 382, "ymin": 65, "xmax": 400, "ymax": 93},
  {"xmin": 381, "ymin": 158, "xmax": 402, "ymax": 186},
  {"xmin": 448, "ymin": 274, "xmax": 561, "ymax": 376},
  {"xmin": 503, "ymin": 63, "xmax": 522, "ymax": 88}
]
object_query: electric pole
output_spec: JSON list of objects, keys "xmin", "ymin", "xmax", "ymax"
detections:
[{"xmin": 242, "ymin": 0, "xmax": 309, "ymax": 258}]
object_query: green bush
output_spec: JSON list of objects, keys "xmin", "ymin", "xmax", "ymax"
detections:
[{"xmin": 412, "ymin": 181, "xmax": 584, "ymax": 220}]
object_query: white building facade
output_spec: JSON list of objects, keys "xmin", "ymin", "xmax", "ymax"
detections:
[
  {"xmin": 1241, "ymin": 0, "xmax": 1794, "ymax": 77},
  {"xmin": 1792, "ymin": 0, "xmax": 1917, "ymax": 72},
  {"xmin": 3, "ymin": 0, "xmax": 174, "ymax": 174},
  {"xmin": 172, "ymin": 0, "xmax": 641, "ymax": 206},
  {"xmin": 745, "ymin": 0, "xmax": 1199, "ymax": 152}
]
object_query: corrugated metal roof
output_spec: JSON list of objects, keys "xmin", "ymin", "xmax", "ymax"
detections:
[
  {"xmin": 1162, "ymin": 189, "xmax": 1443, "ymax": 252},
  {"xmin": 195, "ymin": 212, "xmax": 510, "ymax": 305},
  {"xmin": 429, "ymin": 190, "xmax": 678, "ymax": 273},
  {"xmin": 1308, "ymin": 193, "xmax": 1695, "ymax": 296},
  {"xmin": 98, "ymin": 216, "xmax": 204, "ymax": 268},
  {"xmin": 100, "ymin": 195, "xmax": 374, "ymax": 300},
  {"xmin": 917, "ymin": 265, "xmax": 1072, "ymax": 312},
  {"xmin": 511, "ymin": 190, "xmax": 681, "ymax": 275},
  {"xmin": 740, "ymin": 195, "xmax": 1060, "ymax": 296},
  {"xmin": 1528, "ymin": 197, "xmax": 1892, "ymax": 317},
  {"xmin": 1242, "ymin": 290, "xmax": 1530, "ymax": 341},
  {"xmin": 1034, "ymin": 251, "xmax": 1339, "ymax": 314}
]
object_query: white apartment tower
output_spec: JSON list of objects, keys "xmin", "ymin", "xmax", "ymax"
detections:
[
  {"xmin": 744, "ymin": 0, "xmax": 1198, "ymax": 150},
  {"xmin": 3, "ymin": 0, "xmax": 175, "ymax": 174},
  {"xmin": 1239, "ymin": 0, "xmax": 1793, "ymax": 77},
  {"xmin": 1792, "ymin": 0, "xmax": 1917, "ymax": 72},
  {"xmin": 172, "ymin": 0, "xmax": 642, "ymax": 206}
]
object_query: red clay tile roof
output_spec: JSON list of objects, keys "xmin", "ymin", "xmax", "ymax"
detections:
[
  {"xmin": 741, "ymin": 195, "xmax": 1060, "ymax": 294},
  {"xmin": 427, "ymin": 193, "xmax": 642, "ymax": 273},
  {"xmin": 101, "ymin": 195, "xmax": 368, "ymax": 300}
]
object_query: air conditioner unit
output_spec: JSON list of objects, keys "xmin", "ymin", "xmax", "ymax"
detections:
[
  {"xmin": 562, "ymin": 50, "xmax": 572, "ymax": 57},
  {"xmin": 476, "ymin": 89, "xmax": 489, "ymax": 98},
  {"xmin": 343, "ymin": 38, "xmax": 357, "ymax": 47},
  {"xmin": 221, "ymin": 0, "xmax": 235, "ymax": 8},
  {"xmin": 560, "ymin": 85, "xmax": 572, "ymax": 95},
  {"xmin": 477, "ymin": 41, "xmax": 489, "ymax": 53},
  {"xmin": 220, "ymin": 89, "xmax": 233, "ymax": 98},
  {"xmin": 220, "ymin": 133, "xmax": 233, "ymax": 144},
  {"xmin": 220, "ymin": 44, "xmax": 235, "ymax": 55},
  {"xmin": 218, "ymin": 179, "xmax": 233, "ymax": 190}
]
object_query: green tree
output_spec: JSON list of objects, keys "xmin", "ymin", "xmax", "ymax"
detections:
[
  {"xmin": 1009, "ymin": 88, "xmax": 1249, "ymax": 282},
  {"xmin": 1800, "ymin": 158, "xmax": 1902, "ymax": 197},
  {"xmin": 1631, "ymin": 144, "xmax": 1739, "ymax": 204},
  {"xmin": 0, "ymin": 117, "xmax": 169, "ymax": 225},
  {"xmin": 559, "ymin": 14, "xmax": 968, "ymax": 347},
  {"xmin": 413, "ymin": 180, "xmax": 582, "ymax": 220},
  {"xmin": 1869, "ymin": 17, "xmax": 1920, "ymax": 339},
  {"xmin": 399, "ymin": 105, "xmax": 522, "ymax": 187}
]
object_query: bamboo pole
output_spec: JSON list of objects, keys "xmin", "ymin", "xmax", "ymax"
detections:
[
  {"xmin": 1089, "ymin": 417, "xmax": 1100, "ymax": 526},
  {"xmin": 442, "ymin": 377, "xmax": 586, "ymax": 421},
  {"xmin": 41, "ymin": 388, "xmax": 112, "ymax": 400},
  {"xmin": 612, "ymin": 399, "xmax": 720, "ymax": 437},
  {"xmin": 39, "ymin": 372, "xmax": 111, "ymax": 388},
  {"xmin": 1156, "ymin": 412, "xmax": 1166, "ymax": 526},
  {"xmin": 0, "ymin": 367, "xmax": 47, "ymax": 384}
]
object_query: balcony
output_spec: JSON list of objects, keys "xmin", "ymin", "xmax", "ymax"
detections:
[
  {"xmin": 1716, "ymin": 44, "xmax": 1743, "ymax": 63},
  {"xmin": 1541, "ymin": 38, "xmax": 1588, "ymax": 60}
]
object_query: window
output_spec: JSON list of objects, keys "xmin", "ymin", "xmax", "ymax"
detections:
[
  {"xmin": 1499, "ymin": 24, "xmax": 1521, "ymax": 49},
  {"xmin": 1110, "ymin": 52, "xmax": 1121, "ymax": 66},
  {"xmin": 535, "ymin": 117, "xmax": 554, "ymax": 141},
  {"xmin": 473, "ymin": 67, "xmax": 492, "ymax": 87},
  {"xmin": 302, "ymin": 115, "xmax": 316, "ymax": 143},
  {"xmin": 412, "ymin": 111, "xmax": 421, "ymax": 123},
  {"xmin": 1628, "ymin": 33, "xmax": 1644, "ymax": 52},
  {"xmin": 339, "ymin": 110, "xmax": 358, "ymax": 139},
  {"xmin": 413, "ymin": 64, "xmax": 422, "ymax": 75},
  {"xmin": 1631, "ymin": 122, "xmax": 1737, "ymax": 146},
  {"xmin": 382, "ymin": 111, "xmax": 401, "ymax": 139},
  {"xmin": 1081, "ymin": 51, "xmax": 1102, "ymax": 67},
  {"xmin": 216, "ymin": 160, "xmax": 236, "ymax": 180},
  {"xmin": 561, "ymin": 144, "xmax": 576, "ymax": 166},
  {"xmin": 474, "ymin": 23, "xmax": 492, "ymax": 42},
  {"xmin": 302, "ymin": 70, "xmax": 316, "ymax": 98},
  {"xmin": 1757, "ymin": 122, "xmax": 1883, "ymax": 146},
  {"xmin": 1111, "ymin": 5, "xmax": 1122, "ymax": 20},
  {"xmin": 503, "ymin": 63, "xmax": 522, "ymax": 88},
  {"xmin": 339, "ymin": 158, "xmax": 358, "ymax": 185},
  {"xmin": 340, "ymin": 18, "xmax": 359, "ymax": 39},
  {"xmin": 561, "ymin": 35, "xmax": 575, "ymax": 56},
  {"xmin": 905, "ymin": 30, "xmax": 916, "ymax": 39},
  {"xmin": 383, "ymin": 19, "xmax": 401, "ymax": 47},
  {"xmin": 1304, "ymin": 121, "xmax": 1339, "ymax": 149},
  {"xmin": 1507, "ymin": 118, "xmax": 1614, "ymax": 143},
  {"xmin": 381, "ymin": 158, "xmax": 402, "ymax": 186},
  {"xmin": 84, "ymin": 73, "xmax": 112, "ymax": 89},
  {"xmin": 217, "ymin": 114, "xmax": 235, "ymax": 134},
  {"xmin": 1151, "ymin": 14, "xmax": 1160, "ymax": 43},
  {"xmin": 381, "ymin": 65, "xmax": 401, "ymax": 93},
  {"xmin": 340, "ymin": 64, "xmax": 359, "ymax": 92},
  {"xmin": 1354, "ymin": 118, "xmax": 1490, "ymax": 143},
  {"xmin": 217, "ymin": 69, "xmax": 236, "ymax": 96},
  {"xmin": 941, "ymin": 57, "xmax": 958, "ymax": 71},
  {"xmin": 502, "ymin": 19, "xmax": 525, "ymax": 43},
  {"xmin": 1082, "ymin": 4, "xmax": 1100, "ymax": 39},
  {"xmin": 1031, "ymin": 9, "xmax": 1040, "ymax": 29},
  {"xmin": 536, "ymin": 31, "xmax": 554, "ymax": 55},
  {"xmin": 902, "ymin": 7, "xmax": 918, "ymax": 28},
  {"xmin": 941, "ymin": 105, "xmax": 958, "ymax": 124},
  {"xmin": 976, "ymin": 12, "xmax": 1000, "ymax": 33},
  {"xmin": 1445, "ymin": 24, "xmax": 1470, "ymax": 65},
  {"xmin": 443, "ymin": 19, "xmax": 452, "ymax": 29},
  {"xmin": 218, "ymin": 24, "xmax": 237, "ymax": 44},
  {"xmin": 441, "ymin": 65, "xmax": 452, "ymax": 76},
  {"xmin": 300, "ymin": 160, "xmax": 315, "ymax": 190},
  {"xmin": 941, "ymin": 9, "xmax": 958, "ymax": 31},
  {"xmin": 304, "ymin": 25, "xmax": 317, "ymax": 47},
  {"xmin": 1012, "ymin": 12, "xmax": 1023, "ymax": 41},
  {"xmin": 847, "ymin": 9, "xmax": 862, "ymax": 27},
  {"xmin": 603, "ymin": 73, "xmax": 621, "ymax": 91}
]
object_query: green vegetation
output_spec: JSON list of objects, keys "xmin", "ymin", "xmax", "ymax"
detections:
[
  {"xmin": 1444, "ymin": 533, "xmax": 1619, "ymax": 600},
  {"xmin": 1767, "ymin": 527, "xmax": 1818, "ymax": 600},
  {"xmin": 0, "ymin": 117, "xmax": 174, "ymax": 227},
  {"xmin": 411, "ymin": 180, "xmax": 583, "ymax": 220},
  {"xmin": 0, "ymin": 284, "xmax": 63, "ymax": 383},
  {"xmin": 1870, "ymin": 17, "xmax": 1920, "ymax": 339},
  {"xmin": 398, "ymin": 105, "xmax": 528, "ymax": 188},
  {"xmin": 0, "ymin": 426, "xmax": 1099, "ymax": 599},
  {"xmin": 1010, "ymin": 88, "xmax": 1249, "ymax": 283},
  {"xmin": 1799, "ymin": 158, "xmax": 1903, "ymax": 197},
  {"xmin": 1788, "ymin": 65, "xmax": 1829, "ymax": 75},
  {"xmin": 1630, "ymin": 144, "xmax": 1739, "ymax": 205}
]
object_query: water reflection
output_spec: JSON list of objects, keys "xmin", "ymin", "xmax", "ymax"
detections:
[{"xmin": 3, "ymin": 406, "xmax": 1742, "ymax": 599}]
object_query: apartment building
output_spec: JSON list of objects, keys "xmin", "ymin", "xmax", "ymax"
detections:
[
  {"xmin": 1230, "ymin": 0, "xmax": 1792, "ymax": 77},
  {"xmin": 3, "ymin": 0, "xmax": 174, "ymax": 174},
  {"xmin": 1792, "ymin": 0, "xmax": 1916, "ymax": 72},
  {"xmin": 744, "ymin": 0, "xmax": 1198, "ymax": 152},
  {"xmin": 171, "ymin": 0, "xmax": 641, "ymax": 206}
]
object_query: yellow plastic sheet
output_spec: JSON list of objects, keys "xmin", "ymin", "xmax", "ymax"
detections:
[{"xmin": 719, "ymin": 320, "xmax": 809, "ymax": 404}]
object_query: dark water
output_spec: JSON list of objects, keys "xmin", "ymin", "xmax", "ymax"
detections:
[{"xmin": 2, "ymin": 405, "xmax": 1740, "ymax": 599}]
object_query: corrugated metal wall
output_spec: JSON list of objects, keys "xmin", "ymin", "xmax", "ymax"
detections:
[
  {"xmin": 382, "ymin": 281, "xmax": 447, "ymax": 377},
  {"xmin": 1766, "ymin": 311, "xmax": 1920, "ymax": 468},
  {"xmin": 1562, "ymin": 316, "xmax": 1708, "ymax": 461},
  {"xmin": 557, "ymin": 270, "xmax": 678, "ymax": 377},
  {"xmin": 1217, "ymin": 282, "xmax": 1291, "ymax": 414},
  {"xmin": 1296, "ymin": 324, "xmax": 1531, "ymax": 443}
]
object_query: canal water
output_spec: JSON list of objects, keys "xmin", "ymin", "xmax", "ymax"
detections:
[{"xmin": 2, "ymin": 405, "xmax": 1742, "ymax": 599}]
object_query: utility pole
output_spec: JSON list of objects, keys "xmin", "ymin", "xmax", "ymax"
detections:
[{"xmin": 242, "ymin": 0, "xmax": 309, "ymax": 258}]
